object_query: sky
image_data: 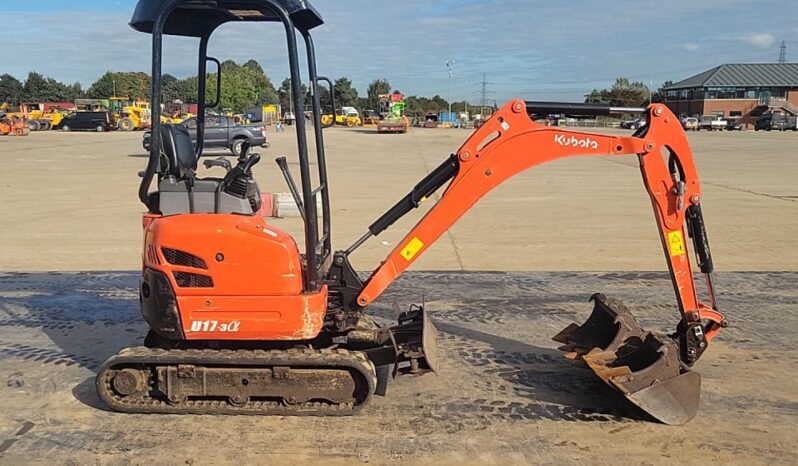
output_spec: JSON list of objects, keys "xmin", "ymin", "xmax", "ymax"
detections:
[{"xmin": 3, "ymin": 0, "xmax": 798, "ymax": 102}]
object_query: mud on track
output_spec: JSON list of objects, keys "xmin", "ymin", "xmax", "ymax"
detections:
[{"xmin": 0, "ymin": 271, "xmax": 796, "ymax": 464}]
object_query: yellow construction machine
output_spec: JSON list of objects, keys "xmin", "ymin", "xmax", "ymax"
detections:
[
  {"xmin": 18, "ymin": 103, "xmax": 71, "ymax": 131},
  {"xmin": 321, "ymin": 106, "xmax": 362, "ymax": 127},
  {"xmin": 112, "ymin": 97, "xmax": 153, "ymax": 131}
]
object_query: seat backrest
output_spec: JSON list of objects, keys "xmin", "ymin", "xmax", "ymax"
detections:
[{"xmin": 160, "ymin": 123, "xmax": 196, "ymax": 179}]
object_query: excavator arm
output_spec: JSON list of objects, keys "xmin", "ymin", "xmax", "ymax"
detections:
[{"xmin": 345, "ymin": 99, "xmax": 727, "ymax": 424}]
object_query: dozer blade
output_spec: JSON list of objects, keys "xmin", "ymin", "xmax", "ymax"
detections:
[
  {"xmin": 390, "ymin": 306, "xmax": 440, "ymax": 374},
  {"xmin": 347, "ymin": 306, "xmax": 439, "ymax": 376},
  {"xmin": 553, "ymin": 294, "xmax": 701, "ymax": 425}
]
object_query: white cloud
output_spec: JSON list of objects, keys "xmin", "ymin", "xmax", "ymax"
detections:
[
  {"xmin": 741, "ymin": 33, "xmax": 775, "ymax": 48},
  {"xmin": 683, "ymin": 43, "xmax": 700, "ymax": 51}
]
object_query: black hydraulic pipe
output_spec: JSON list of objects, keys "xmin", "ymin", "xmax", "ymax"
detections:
[
  {"xmin": 686, "ymin": 204, "xmax": 713, "ymax": 274},
  {"xmin": 368, "ymin": 155, "xmax": 460, "ymax": 236}
]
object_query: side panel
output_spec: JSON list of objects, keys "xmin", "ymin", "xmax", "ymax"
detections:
[
  {"xmin": 144, "ymin": 214, "xmax": 303, "ymax": 296},
  {"xmin": 179, "ymin": 290, "xmax": 327, "ymax": 341},
  {"xmin": 141, "ymin": 213, "xmax": 328, "ymax": 341}
]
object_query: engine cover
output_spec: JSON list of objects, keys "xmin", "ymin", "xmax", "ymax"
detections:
[{"xmin": 141, "ymin": 213, "xmax": 327, "ymax": 341}]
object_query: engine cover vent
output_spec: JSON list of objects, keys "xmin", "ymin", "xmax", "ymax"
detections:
[
  {"xmin": 162, "ymin": 248, "xmax": 208, "ymax": 270},
  {"xmin": 173, "ymin": 272, "xmax": 214, "ymax": 288}
]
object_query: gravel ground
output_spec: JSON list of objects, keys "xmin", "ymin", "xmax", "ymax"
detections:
[{"xmin": 0, "ymin": 126, "xmax": 796, "ymax": 464}]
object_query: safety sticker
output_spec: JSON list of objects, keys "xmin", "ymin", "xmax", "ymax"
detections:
[
  {"xmin": 668, "ymin": 231, "xmax": 686, "ymax": 257},
  {"xmin": 400, "ymin": 237, "xmax": 424, "ymax": 261}
]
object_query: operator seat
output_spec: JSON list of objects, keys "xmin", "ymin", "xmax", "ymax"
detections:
[
  {"xmin": 160, "ymin": 123, "xmax": 196, "ymax": 179},
  {"xmin": 154, "ymin": 123, "xmax": 261, "ymax": 216}
]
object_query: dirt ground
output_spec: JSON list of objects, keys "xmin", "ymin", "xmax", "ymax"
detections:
[{"xmin": 0, "ymin": 126, "xmax": 797, "ymax": 464}]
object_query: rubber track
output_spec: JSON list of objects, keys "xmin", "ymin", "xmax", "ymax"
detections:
[{"xmin": 96, "ymin": 346, "xmax": 377, "ymax": 416}]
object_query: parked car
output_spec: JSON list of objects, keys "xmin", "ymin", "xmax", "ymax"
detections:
[
  {"xmin": 681, "ymin": 117, "xmax": 699, "ymax": 131},
  {"xmin": 143, "ymin": 115, "xmax": 269, "ymax": 155},
  {"xmin": 755, "ymin": 112, "xmax": 798, "ymax": 131},
  {"xmin": 724, "ymin": 117, "xmax": 743, "ymax": 131},
  {"xmin": 60, "ymin": 111, "xmax": 113, "ymax": 132},
  {"xmin": 620, "ymin": 118, "xmax": 646, "ymax": 130},
  {"xmin": 698, "ymin": 115, "xmax": 726, "ymax": 131}
]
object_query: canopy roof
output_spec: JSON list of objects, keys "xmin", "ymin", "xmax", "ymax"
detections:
[{"xmin": 130, "ymin": 0, "xmax": 323, "ymax": 37}]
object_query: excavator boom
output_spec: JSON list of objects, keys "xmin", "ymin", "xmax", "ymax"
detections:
[{"xmin": 349, "ymin": 99, "xmax": 726, "ymax": 424}]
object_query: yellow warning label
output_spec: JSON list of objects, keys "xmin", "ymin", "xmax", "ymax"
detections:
[
  {"xmin": 400, "ymin": 237, "xmax": 424, "ymax": 262},
  {"xmin": 668, "ymin": 231, "xmax": 686, "ymax": 257}
]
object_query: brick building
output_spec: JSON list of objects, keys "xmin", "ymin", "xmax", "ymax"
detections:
[{"xmin": 665, "ymin": 63, "xmax": 798, "ymax": 128}]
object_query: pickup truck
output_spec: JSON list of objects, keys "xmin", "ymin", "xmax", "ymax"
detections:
[
  {"xmin": 698, "ymin": 115, "xmax": 727, "ymax": 131},
  {"xmin": 143, "ymin": 115, "xmax": 268, "ymax": 155}
]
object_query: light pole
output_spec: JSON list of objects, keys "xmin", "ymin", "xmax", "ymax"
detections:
[{"xmin": 446, "ymin": 59, "xmax": 455, "ymax": 124}]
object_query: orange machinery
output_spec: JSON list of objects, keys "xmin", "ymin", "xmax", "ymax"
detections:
[
  {"xmin": 97, "ymin": 0, "xmax": 725, "ymax": 425},
  {"xmin": 0, "ymin": 114, "xmax": 29, "ymax": 136}
]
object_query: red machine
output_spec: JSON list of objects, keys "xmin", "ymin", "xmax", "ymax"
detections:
[{"xmin": 97, "ymin": 0, "xmax": 725, "ymax": 425}]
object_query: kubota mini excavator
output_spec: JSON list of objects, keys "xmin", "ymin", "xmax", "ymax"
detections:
[{"xmin": 97, "ymin": 0, "xmax": 727, "ymax": 425}]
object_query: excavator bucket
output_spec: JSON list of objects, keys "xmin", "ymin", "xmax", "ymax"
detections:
[{"xmin": 553, "ymin": 294, "xmax": 700, "ymax": 425}]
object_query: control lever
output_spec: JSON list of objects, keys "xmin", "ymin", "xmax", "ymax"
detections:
[
  {"xmin": 242, "ymin": 153, "xmax": 261, "ymax": 173},
  {"xmin": 238, "ymin": 139, "xmax": 252, "ymax": 161},
  {"xmin": 275, "ymin": 156, "xmax": 306, "ymax": 222},
  {"xmin": 203, "ymin": 157, "xmax": 232, "ymax": 171}
]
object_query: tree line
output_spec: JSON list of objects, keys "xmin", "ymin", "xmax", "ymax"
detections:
[
  {"xmin": 2, "ymin": 64, "xmax": 674, "ymax": 113},
  {"xmin": 0, "ymin": 60, "xmax": 466, "ymax": 113},
  {"xmin": 1, "ymin": 59, "xmax": 470, "ymax": 115},
  {"xmin": 584, "ymin": 77, "xmax": 672, "ymax": 107}
]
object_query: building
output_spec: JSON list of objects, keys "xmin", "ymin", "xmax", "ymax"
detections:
[{"xmin": 665, "ymin": 63, "xmax": 798, "ymax": 127}]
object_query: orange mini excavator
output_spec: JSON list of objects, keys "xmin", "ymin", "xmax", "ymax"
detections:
[{"xmin": 97, "ymin": 0, "xmax": 727, "ymax": 425}]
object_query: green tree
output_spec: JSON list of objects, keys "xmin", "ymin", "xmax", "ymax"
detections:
[
  {"xmin": 0, "ymin": 74, "xmax": 24, "ymax": 105},
  {"xmin": 205, "ymin": 60, "xmax": 279, "ymax": 112},
  {"xmin": 584, "ymin": 77, "xmax": 650, "ymax": 107},
  {"xmin": 278, "ymin": 78, "xmax": 308, "ymax": 114},
  {"xmin": 404, "ymin": 94, "xmax": 449, "ymax": 116},
  {"xmin": 88, "ymin": 71, "xmax": 150, "ymax": 99},
  {"xmin": 243, "ymin": 59, "xmax": 264, "ymax": 74},
  {"xmin": 64, "ymin": 82, "xmax": 84, "ymax": 101},
  {"xmin": 366, "ymin": 79, "xmax": 391, "ymax": 111},
  {"xmin": 651, "ymin": 80, "xmax": 673, "ymax": 104},
  {"xmin": 23, "ymin": 72, "xmax": 50, "ymax": 101},
  {"xmin": 333, "ymin": 77, "xmax": 358, "ymax": 108}
]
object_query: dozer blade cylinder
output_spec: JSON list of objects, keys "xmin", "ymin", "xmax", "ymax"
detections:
[{"xmin": 553, "ymin": 294, "xmax": 701, "ymax": 425}]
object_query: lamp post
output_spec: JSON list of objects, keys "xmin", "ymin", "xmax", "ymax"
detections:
[{"xmin": 446, "ymin": 59, "xmax": 455, "ymax": 125}]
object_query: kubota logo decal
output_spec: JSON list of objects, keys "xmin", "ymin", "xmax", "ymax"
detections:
[{"xmin": 554, "ymin": 134, "xmax": 599, "ymax": 150}]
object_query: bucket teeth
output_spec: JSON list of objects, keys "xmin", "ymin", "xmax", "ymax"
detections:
[{"xmin": 553, "ymin": 294, "xmax": 701, "ymax": 425}]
